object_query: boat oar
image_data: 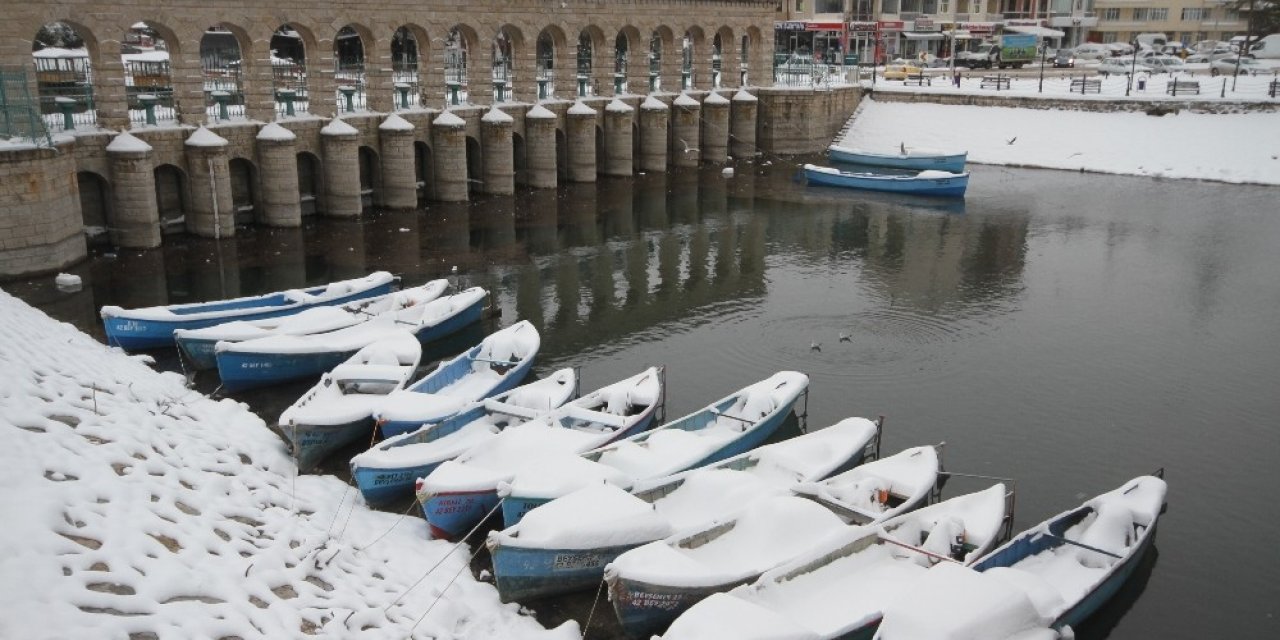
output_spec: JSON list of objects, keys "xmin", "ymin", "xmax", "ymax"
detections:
[
  {"xmin": 1040, "ymin": 532, "xmax": 1123, "ymax": 559},
  {"xmin": 709, "ymin": 408, "xmax": 755, "ymax": 425}
]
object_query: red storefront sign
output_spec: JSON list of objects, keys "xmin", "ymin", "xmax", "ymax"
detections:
[
  {"xmin": 806, "ymin": 22, "xmax": 846, "ymax": 31},
  {"xmin": 878, "ymin": 21, "xmax": 905, "ymax": 31},
  {"xmin": 962, "ymin": 22, "xmax": 997, "ymax": 35},
  {"xmin": 849, "ymin": 21, "xmax": 878, "ymax": 33}
]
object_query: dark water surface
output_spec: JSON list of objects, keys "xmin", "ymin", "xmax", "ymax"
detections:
[{"xmin": 7, "ymin": 160, "xmax": 1279, "ymax": 639}]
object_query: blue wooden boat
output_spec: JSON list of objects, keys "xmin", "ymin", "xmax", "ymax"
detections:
[
  {"xmin": 348, "ymin": 369, "xmax": 579, "ymax": 506},
  {"xmin": 371, "ymin": 320, "xmax": 541, "ymax": 438},
  {"xmin": 485, "ymin": 417, "xmax": 882, "ymax": 604},
  {"xmin": 279, "ymin": 332, "xmax": 422, "ymax": 473},
  {"xmin": 828, "ymin": 144, "xmax": 967, "ymax": 173},
  {"xmin": 650, "ymin": 483, "xmax": 1014, "ymax": 640},
  {"xmin": 803, "ymin": 164, "xmax": 969, "ymax": 198},
  {"xmin": 417, "ymin": 367, "xmax": 665, "ymax": 541},
  {"xmin": 213, "ymin": 287, "xmax": 487, "ymax": 392},
  {"xmin": 174, "ymin": 279, "xmax": 448, "ymax": 370},
  {"xmin": 791, "ymin": 444, "xmax": 942, "ymax": 525},
  {"xmin": 498, "ymin": 371, "xmax": 811, "ymax": 529},
  {"xmin": 99, "ymin": 271, "xmax": 397, "ymax": 351},
  {"xmin": 968, "ymin": 472, "xmax": 1167, "ymax": 633}
]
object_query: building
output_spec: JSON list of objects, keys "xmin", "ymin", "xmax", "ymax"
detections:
[{"xmin": 1090, "ymin": 0, "xmax": 1249, "ymax": 45}]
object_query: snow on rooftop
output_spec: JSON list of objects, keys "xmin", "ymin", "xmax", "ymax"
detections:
[
  {"xmin": 704, "ymin": 91, "xmax": 730, "ymax": 105},
  {"xmin": 732, "ymin": 89, "xmax": 758, "ymax": 102},
  {"xmin": 526, "ymin": 104, "xmax": 557, "ymax": 120},
  {"xmin": 184, "ymin": 126, "xmax": 228, "ymax": 147},
  {"xmin": 641, "ymin": 96, "xmax": 669, "ymax": 110},
  {"xmin": 673, "ymin": 93, "xmax": 700, "ymax": 108},
  {"xmin": 378, "ymin": 113, "xmax": 415, "ymax": 131},
  {"xmin": 104, "ymin": 131, "xmax": 152, "ymax": 153},
  {"xmin": 482, "ymin": 107, "xmax": 514, "ymax": 124},
  {"xmin": 434, "ymin": 110, "xmax": 466, "ymax": 127},
  {"xmin": 842, "ymin": 97, "xmax": 1280, "ymax": 186},
  {"xmin": 567, "ymin": 101, "xmax": 597, "ymax": 116},
  {"xmin": 256, "ymin": 122, "xmax": 296, "ymax": 141},
  {"xmin": 606, "ymin": 98, "xmax": 634, "ymax": 113},
  {"xmin": 320, "ymin": 117, "xmax": 359, "ymax": 136},
  {"xmin": 0, "ymin": 290, "xmax": 577, "ymax": 639}
]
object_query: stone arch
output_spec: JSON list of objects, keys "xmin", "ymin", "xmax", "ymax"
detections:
[
  {"xmin": 296, "ymin": 151, "xmax": 323, "ymax": 216},
  {"xmin": 228, "ymin": 157, "xmax": 258, "ymax": 224},
  {"xmin": 444, "ymin": 24, "xmax": 481, "ymax": 105},
  {"xmin": 76, "ymin": 170, "xmax": 113, "ymax": 246},
  {"xmin": 682, "ymin": 26, "xmax": 707, "ymax": 90},
  {"xmin": 535, "ymin": 25, "xmax": 568, "ymax": 100},
  {"xmin": 414, "ymin": 140, "xmax": 434, "ymax": 202},
  {"xmin": 358, "ymin": 145, "xmax": 380, "ymax": 207},
  {"xmin": 392, "ymin": 24, "xmax": 428, "ymax": 109},
  {"xmin": 713, "ymin": 26, "xmax": 735, "ymax": 88},
  {"xmin": 651, "ymin": 26, "xmax": 678, "ymax": 92},
  {"xmin": 122, "ymin": 21, "xmax": 178, "ymax": 126},
  {"xmin": 492, "ymin": 25, "xmax": 525, "ymax": 102},
  {"xmin": 200, "ymin": 24, "xmax": 251, "ymax": 121},
  {"xmin": 271, "ymin": 24, "xmax": 318, "ymax": 116},
  {"xmin": 464, "ymin": 136, "xmax": 482, "ymax": 194},
  {"xmin": 744, "ymin": 26, "xmax": 764, "ymax": 87},
  {"xmin": 616, "ymin": 25, "xmax": 645, "ymax": 95},
  {"xmin": 577, "ymin": 25, "xmax": 608, "ymax": 96},
  {"xmin": 335, "ymin": 23, "xmax": 375, "ymax": 112},
  {"xmin": 32, "ymin": 21, "xmax": 99, "ymax": 130},
  {"xmin": 154, "ymin": 163, "xmax": 188, "ymax": 231}
]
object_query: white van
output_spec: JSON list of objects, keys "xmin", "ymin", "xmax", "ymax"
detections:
[
  {"xmin": 1135, "ymin": 33, "xmax": 1168, "ymax": 50},
  {"xmin": 1242, "ymin": 34, "xmax": 1280, "ymax": 59}
]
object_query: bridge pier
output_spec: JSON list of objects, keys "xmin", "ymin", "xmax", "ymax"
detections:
[
  {"xmin": 184, "ymin": 127, "xmax": 236, "ymax": 239},
  {"xmin": 701, "ymin": 92, "xmax": 730, "ymax": 164},
  {"xmin": 602, "ymin": 99, "xmax": 635, "ymax": 177},
  {"xmin": 256, "ymin": 124, "xmax": 302, "ymax": 227},
  {"xmin": 378, "ymin": 115, "xmax": 418, "ymax": 210},
  {"xmin": 481, "ymin": 107, "xmax": 516, "ymax": 195},
  {"xmin": 730, "ymin": 90, "xmax": 759, "ymax": 161},
  {"xmin": 432, "ymin": 111, "xmax": 469, "ymax": 202},
  {"xmin": 638, "ymin": 96, "xmax": 670, "ymax": 173},
  {"xmin": 321, "ymin": 118, "xmax": 363, "ymax": 217},
  {"xmin": 566, "ymin": 101, "xmax": 598, "ymax": 183},
  {"xmin": 105, "ymin": 133, "xmax": 162, "ymax": 249},
  {"xmin": 672, "ymin": 93, "xmax": 701, "ymax": 168},
  {"xmin": 524, "ymin": 105, "xmax": 559, "ymax": 189}
]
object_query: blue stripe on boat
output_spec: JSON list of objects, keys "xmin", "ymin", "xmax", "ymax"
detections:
[
  {"xmin": 828, "ymin": 145, "xmax": 967, "ymax": 173},
  {"xmin": 804, "ymin": 164, "xmax": 969, "ymax": 198},
  {"xmin": 490, "ymin": 541, "xmax": 641, "ymax": 602}
]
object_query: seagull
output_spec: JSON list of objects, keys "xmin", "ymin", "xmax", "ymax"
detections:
[
  {"xmin": 839, "ymin": 332, "xmax": 851, "ymax": 343},
  {"xmin": 810, "ymin": 341, "xmax": 822, "ymax": 352},
  {"xmin": 900, "ymin": 141, "xmax": 907, "ymax": 155},
  {"xmin": 1006, "ymin": 136, "xmax": 1018, "ymax": 145},
  {"xmin": 679, "ymin": 138, "xmax": 699, "ymax": 154}
]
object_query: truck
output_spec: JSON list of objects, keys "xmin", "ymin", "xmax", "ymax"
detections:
[{"xmin": 956, "ymin": 34, "xmax": 1039, "ymax": 69}]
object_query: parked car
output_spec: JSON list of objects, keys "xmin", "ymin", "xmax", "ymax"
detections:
[
  {"xmin": 1073, "ymin": 43, "xmax": 1110, "ymax": 60},
  {"xmin": 1105, "ymin": 42, "xmax": 1134, "ymax": 57},
  {"xmin": 882, "ymin": 62, "xmax": 923, "ymax": 80},
  {"xmin": 1211, "ymin": 56, "xmax": 1265, "ymax": 76},
  {"xmin": 1098, "ymin": 59, "xmax": 1146, "ymax": 76},
  {"xmin": 1052, "ymin": 48, "xmax": 1076, "ymax": 68},
  {"xmin": 1185, "ymin": 47, "xmax": 1233, "ymax": 63},
  {"xmin": 1143, "ymin": 56, "xmax": 1185, "ymax": 73}
]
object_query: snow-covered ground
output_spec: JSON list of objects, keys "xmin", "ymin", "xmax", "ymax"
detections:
[
  {"xmin": 840, "ymin": 97, "xmax": 1280, "ymax": 185},
  {"xmin": 0, "ymin": 289, "xmax": 576, "ymax": 639}
]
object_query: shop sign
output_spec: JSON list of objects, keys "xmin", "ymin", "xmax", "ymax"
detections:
[
  {"xmin": 849, "ymin": 21, "xmax": 878, "ymax": 33},
  {"xmin": 914, "ymin": 18, "xmax": 935, "ymax": 30},
  {"xmin": 776, "ymin": 21, "xmax": 806, "ymax": 31},
  {"xmin": 877, "ymin": 21, "xmax": 905, "ymax": 31},
  {"xmin": 806, "ymin": 22, "xmax": 846, "ymax": 31},
  {"xmin": 962, "ymin": 22, "xmax": 996, "ymax": 34},
  {"xmin": 1005, "ymin": 19, "xmax": 1045, "ymax": 27}
]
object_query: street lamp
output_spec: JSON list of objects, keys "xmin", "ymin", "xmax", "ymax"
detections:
[
  {"xmin": 1125, "ymin": 39, "xmax": 1139, "ymax": 96},
  {"xmin": 1038, "ymin": 41, "xmax": 1048, "ymax": 93}
]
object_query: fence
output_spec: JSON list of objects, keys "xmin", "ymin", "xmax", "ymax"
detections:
[{"xmin": 0, "ymin": 66, "xmax": 53, "ymax": 145}]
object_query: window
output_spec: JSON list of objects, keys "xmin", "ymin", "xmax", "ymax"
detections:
[
  {"xmin": 1102, "ymin": 8, "xmax": 1120, "ymax": 20},
  {"xmin": 1101, "ymin": 32, "xmax": 1117, "ymax": 43},
  {"xmin": 940, "ymin": 0, "xmax": 950, "ymax": 12},
  {"xmin": 922, "ymin": 0, "xmax": 938, "ymax": 13},
  {"xmin": 1132, "ymin": 8, "xmax": 1149, "ymax": 20},
  {"xmin": 1150, "ymin": 8, "xmax": 1168, "ymax": 20},
  {"xmin": 900, "ymin": 0, "xmax": 921, "ymax": 13},
  {"xmin": 883, "ymin": 0, "xmax": 900, "ymax": 13},
  {"xmin": 816, "ymin": 0, "xmax": 843, "ymax": 12},
  {"xmin": 1181, "ymin": 8, "xmax": 1205, "ymax": 21},
  {"xmin": 795, "ymin": 0, "xmax": 804, "ymax": 12},
  {"xmin": 1224, "ymin": 9, "xmax": 1240, "ymax": 21}
]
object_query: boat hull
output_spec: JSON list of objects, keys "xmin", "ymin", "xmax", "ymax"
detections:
[
  {"xmin": 419, "ymin": 488, "xmax": 501, "ymax": 540},
  {"xmin": 284, "ymin": 417, "xmax": 376, "ymax": 473},
  {"xmin": 101, "ymin": 282, "xmax": 395, "ymax": 351},
  {"xmin": 378, "ymin": 357, "xmax": 528, "ymax": 438},
  {"xmin": 1055, "ymin": 523, "xmax": 1159, "ymax": 631},
  {"xmin": 491, "ymin": 541, "xmax": 641, "ymax": 602},
  {"xmin": 175, "ymin": 335, "xmax": 220, "ymax": 370},
  {"xmin": 216, "ymin": 349, "xmax": 353, "ymax": 392},
  {"xmin": 352, "ymin": 458, "xmax": 448, "ymax": 507},
  {"xmin": 805, "ymin": 166, "xmax": 968, "ymax": 197},
  {"xmin": 608, "ymin": 575, "xmax": 752, "ymax": 638},
  {"xmin": 829, "ymin": 147, "xmax": 967, "ymax": 173}
]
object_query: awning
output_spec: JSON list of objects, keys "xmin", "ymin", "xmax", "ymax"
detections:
[
  {"xmin": 1005, "ymin": 25, "xmax": 1066, "ymax": 38},
  {"xmin": 903, "ymin": 32, "xmax": 945, "ymax": 40},
  {"xmin": 943, "ymin": 30, "xmax": 974, "ymax": 40}
]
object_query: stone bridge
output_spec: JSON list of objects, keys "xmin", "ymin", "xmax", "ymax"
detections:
[{"xmin": 0, "ymin": 0, "xmax": 862, "ymax": 278}]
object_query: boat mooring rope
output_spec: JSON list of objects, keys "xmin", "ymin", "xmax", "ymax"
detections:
[
  {"xmin": 385, "ymin": 497, "xmax": 506, "ymax": 612},
  {"xmin": 581, "ymin": 576, "xmax": 609, "ymax": 639}
]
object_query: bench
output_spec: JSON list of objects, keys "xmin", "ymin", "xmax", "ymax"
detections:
[
  {"xmin": 1166, "ymin": 79, "xmax": 1200, "ymax": 96},
  {"xmin": 1070, "ymin": 78, "xmax": 1102, "ymax": 94},
  {"xmin": 980, "ymin": 75, "xmax": 1010, "ymax": 90},
  {"xmin": 904, "ymin": 73, "xmax": 932, "ymax": 86}
]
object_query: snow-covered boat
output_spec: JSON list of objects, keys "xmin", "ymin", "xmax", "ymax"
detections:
[
  {"xmin": 348, "ymin": 369, "xmax": 579, "ymax": 506},
  {"xmin": 417, "ymin": 367, "xmax": 665, "ymax": 540},
  {"xmin": 371, "ymin": 320, "xmax": 541, "ymax": 438},
  {"xmin": 967, "ymin": 472, "xmax": 1167, "ymax": 633},
  {"xmin": 100, "ymin": 271, "xmax": 397, "ymax": 351},
  {"xmin": 485, "ymin": 418, "xmax": 882, "ymax": 603},
  {"xmin": 803, "ymin": 164, "xmax": 969, "ymax": 198},
  {"xmin": 828, "ymin": 144, "xmax": 967, "ymax": 173},
  {"xmin": 174, "ymin": 279, "xmax": 448, "ymax": 370},
  {"xmin": 873, "ymin": 562, "xmax": 1062, "ymax": 640},
  {"xmin": 791, "ymin": 445, "xmax": 942, "ymax": 525},
  {"xmin": 646, "ymin": 483, "xmax": 1014, "ymax": 640},
  {"xmin": 213, "ymin": 287, "xmax": 487, "ymax": 392},
  {"xmin": 279, "ymin": 332, "xmax": 422, "ymax": 473},
  {"xmin": 498, "ymin": 371, "xmax": 811, "ymax": 528}
]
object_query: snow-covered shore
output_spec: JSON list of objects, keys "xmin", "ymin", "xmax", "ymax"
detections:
[
  {"xmin": 0, "ymin": 289, "xmax": 575, "ymax": 639},
  {"xmin": 839, "ymin": 97, "xmax": 1280, "ymax": 186}
]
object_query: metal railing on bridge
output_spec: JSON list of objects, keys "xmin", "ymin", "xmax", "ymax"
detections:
[{"xmin": 1, "ymin": 66, "xmax": 54, "ymax": 146}]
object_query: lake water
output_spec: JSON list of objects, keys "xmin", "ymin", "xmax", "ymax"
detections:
[{"xmin": 7, "ymin": 159, "xmax": 1279, "ymax": 639}]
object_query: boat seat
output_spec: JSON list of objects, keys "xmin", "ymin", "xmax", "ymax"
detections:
[
  {"xmin": 482, "ymin": 398, "xmax": 542, "ymax": 420},
  {"xmin": 282, "ymin": 289, "xmax": 313, "ymax": 303},
  {"xmin": 717, "ymin": 392, "xmax": 775, "ymax": 431},
  {"xmin": 1073, "ymin": 502, "xmax": 1135, "ymax": 569},
  {"xmin": 917, "ymin": 515, "xmax": 965, "ymax": 566},
  {"xmin": 565, "ymin": 405, "xmax": 628, "ymax": 430},
  {"xmin": 605, "ymin": 387, "xmax": 632, "ymax": 415}
]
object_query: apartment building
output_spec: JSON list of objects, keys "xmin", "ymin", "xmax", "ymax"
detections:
[
  {"xmin": 1090, "ymin": 0, "xmax": 1249, "ymax": 44},
  {"xmin": 777, "ymin": 0, "xmax": 1099, "ymax": 64}
]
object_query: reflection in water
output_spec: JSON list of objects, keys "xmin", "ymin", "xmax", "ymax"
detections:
[{"xmin": 8, "ymin": 161, "xmax": 1277, "ymax": 640}]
